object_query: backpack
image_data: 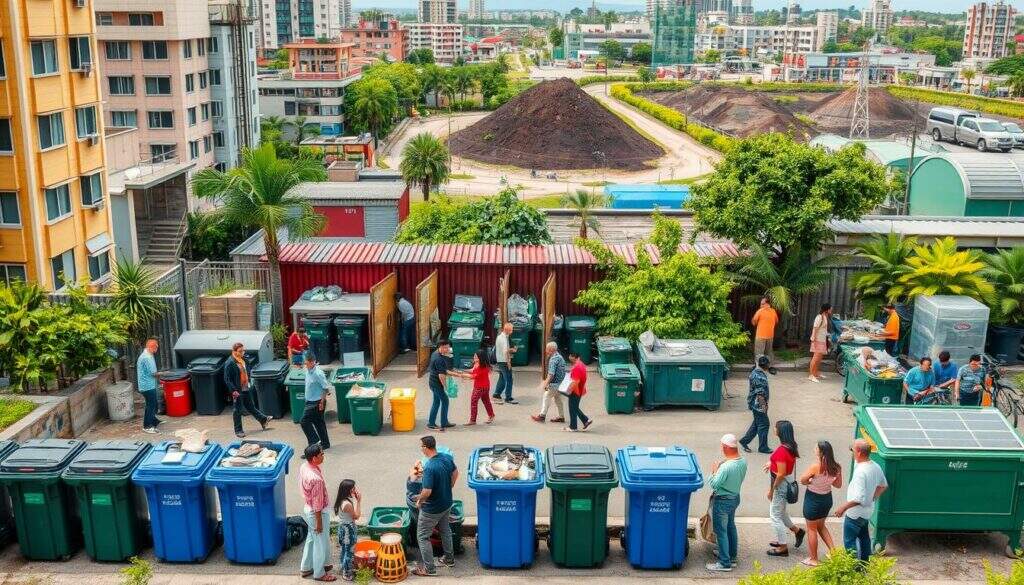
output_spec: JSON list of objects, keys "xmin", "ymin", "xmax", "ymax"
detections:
[{"xmin": 286, "ymin": 515, "xmax": 308, "ymax": 549}]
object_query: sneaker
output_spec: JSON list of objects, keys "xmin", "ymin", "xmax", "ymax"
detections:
[
  {"xmin": 808, "ymin": 375, "xmax": 820, "ymax": 383},
  {"xmin": 491, "ymin": 395, "xmax": 503, "ymax": 404},
  {"xmin": 563, "ymin": 427, "xmax": 578, "ymax": 432},
  {"xmin": 706, "ymin": 562, "xmax": 732, "ymax": 572},
  {"xmin": 154, "ymin": 417, "xmax": 165, "ymax": 426},
  {"xmin": 505, "ymin": 399, "xmax": 519, "ymax": 405},
  {"xmin": 530, "ymin": 414, "xmax": 545, "ymax": 422},
  {"xmin": 582, "ymin": 419, "xmax": 593, "ymax": 431},
  {"xmin": 261, "ymin": 416, "xmax": 274, "ymax": 431},
  {"xmin": 486, "ymin": 416, "xmax": 494, "ymax": 424},
  {"xmin": 236, "ymin": 432, "xmax": 246, "ymax": 438},
  {"xmin": 412, "ymin": 566, "xmax": 437, "ymax": 577},
  {"xmin": 439, "ymin": 556, "xmax": 455, "ymax": 568},
  {"xmin": 550, "ymin": 417, "xmax": 565, "ymax": 423},
  {"xmin": 739, "ymin": 441, "xmax": 752, "ymax": 453},
  {"xmin": 143, "ymin": 427, "xmax": 158, "ymax": 434}
]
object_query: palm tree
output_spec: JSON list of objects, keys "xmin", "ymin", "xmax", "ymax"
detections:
[
  {"xmin": 288, "ymin": 116, "xmax": 321, "ymax": 146},
  {"xmin": 1008, "ymin": 71, "xmax": 1024, "ymax": 98},
  {"xmin": 851, "ymin": 232, "xmax": 918, "ymax": 318},
  {"xmin": 400, "ymin": 133, "xmax": 450, "ymax": 203},
  {"xmin": 984, "ymin": 247, "xmax": 1024, "ymax": 325},
  {"xmin": 727, "ymin": 243, "xmax": 836, "ymax": 317},
  {"xmin": 350, "ymin": 78, "xmax": 398, "ymax": 150},
  {"xmin": 892, "ymin": 236, "xmax": 993, "ymax": 302},
  {"xmin": 420, "ymin": 64, "xmax": 446, "ymax": 105},
  {"xmin": 562, "ymin": 189, "xmax": 607, "ymax": 240},
  {"xmin": 192, "ymin": 143, "xmax": 326, "ymax": 320},
  {"xmin": 962, "ymin": 68, "xmax": 976, "ymax": 94}
]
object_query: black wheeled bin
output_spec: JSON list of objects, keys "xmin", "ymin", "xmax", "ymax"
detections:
[
  {"xmin": 545, "ymin": 443, "xmax": 618, "ymax": 568},
  {"xmin": 62, "ymin": 440, "xmax": 152, "ymax": 561},
  {"xmin": 251, "ymin": 359, "xmax": 290, "ymax": 419},
  {"xmin": 0, "ymin": 439, "xmax": 87, "ymax": 560},
  {"xmin": 334, "ymin": 315, "xmax": 367, "ymax": 355},
  {"xmin": 303, "ymin": 315, "xmax": 335, "ymax": 364},
  {"xmin": 0, "ymin": 441, "xmax": 19, "ymax": 547},
  {"xmin": 188, "ymin": 355, "xmax": 227, "ymax": 415}
]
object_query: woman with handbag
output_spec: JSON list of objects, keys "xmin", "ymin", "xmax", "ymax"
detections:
[
  {"xmin": 764, "ymin": 420, "xmax": 804, "ymax": 557},
  {"xmin": 798, "ymin": 440, "xmax": 843, "ymax": 567}
]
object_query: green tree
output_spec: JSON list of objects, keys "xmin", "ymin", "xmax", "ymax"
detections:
[
  {"xmin": 962, "ymin": 67, "xmax": 977, "ymax": 93},
  {"xmin": 407, "ymin": 48, "xmax": 435, "ymax": 65},
  {"xmin": 984, "ymin": 247, "xmax": 1024, "ymax": 325},
  {"xmin": 400, "ymin": 133, "xmax": 451, "ymax": 203},
  {"xmin": 348, "ymin": 78, "xmax": 399, "ymax": 149},
  {"xmin": 891, "ymin": 237, "xmax": 994, "ymax": 302},
  {"xmin": 637, "ymin": 65, "xmax": 655, "ymax": 83},
  {"xmin": 548, "ymin": 27, "xmax": 564, "ymax": 48},
  {"xmin": 395, "ymin": 187, "xmax": 550, "ymax": 244},
  {"xmin": 821, "ymin": 39, "xmax": 840, "ymax": 53},
  {"xmin": 1008, "ymin": 71, "xmax": 1024, "ymax": 98},
  {"xmin": 726, "ymin": 243, "xmax": 836, "ymax": 317},
  {"xmin": 690, "ymin": 134, "xmax": 891, "ymax": 263},
  {"xmin": 192, "ymin": 144, "xmax": 327, "ymax": 320},
  {"xmin": 702, "ymin": 49, "xmax": 722, "ymax": 63},
  {"xmin": 631, "ymin": 41, "xmax": 652, "ymax": 64},
  {"xmin": 599, "ymin": 39, "xmax": 624, "ymax": 63},
  {"xmin": 851, "ymin": 232, "xmax": 918, "ymax": 318},
  {"xmin": 110, "ymin": 259, "xmax": 167, "ymax": 338},
  {"xmin": 361, "ymin": 62, "xmax": 422, "ymax": 110},
  {"xmin": 986, "ymin": 54, "xmax": 1024, "ymax": 76},
  {"xmin": 561, "ymin": 189, "xmax": 607, "ymax": 239},
  {"xmin": 288, "ymin": 116, "xmax": 321, "ymax": 146}
]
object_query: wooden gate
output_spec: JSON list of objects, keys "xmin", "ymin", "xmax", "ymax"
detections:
[
  {"xmin": 541, "ymin": 271, "xmax": 555, "ymax": 379},
  {"xmin": 415, "ymin": 270, "xmax": 439, "ymax": 377},
  {"xmin": 369, "ymin": 272, "xmax": 399, "ymax": 376},
  {"xmin": 498, "ymin": 269, "xmax": 510, "ymax": 325}
]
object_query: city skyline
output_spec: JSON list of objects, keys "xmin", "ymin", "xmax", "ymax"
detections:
[{"xmin": 352, "ymin": 0, "xmax": 1004, "ymax": 13}]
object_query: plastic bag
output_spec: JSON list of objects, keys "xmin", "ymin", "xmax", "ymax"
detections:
[
  {"xmin": 173, "ymin": 428, "xmax": 209, "ymax": 453},
  {"xmin": 445, "ymin": 376, "xmax": 459, "ymax": 398}
]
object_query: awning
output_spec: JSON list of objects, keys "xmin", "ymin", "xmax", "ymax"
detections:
[{"xmin": 85, "ymin": 232, "xmax": 113, "ymax": 255}]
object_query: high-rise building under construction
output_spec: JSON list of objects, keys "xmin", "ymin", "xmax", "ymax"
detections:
[{"xmin": 652, "ymin": 0, "xmax": 698, "ymax": 67}]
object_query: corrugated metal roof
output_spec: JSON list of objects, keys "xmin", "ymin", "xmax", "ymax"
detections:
[
  {"xmin": 830, "ymin": 215, "xmax": 1024, "ymax": 237},
  {"xmin": 289, "ymin": 181, "xmax": 407, "ymax": 200},
  {"xmin": 919, "ymin": 153, "xmax": 1024, "ymax": 201}
]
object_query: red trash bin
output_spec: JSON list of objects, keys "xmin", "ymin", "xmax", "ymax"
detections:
[{"xmin": 158, "ymin": 369, "xmax": 193, "ymax": 417}]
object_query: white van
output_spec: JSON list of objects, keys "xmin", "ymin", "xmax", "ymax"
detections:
[{"xmin": 926, "ymin": 107, "xmax": 980, "ymax": 143}]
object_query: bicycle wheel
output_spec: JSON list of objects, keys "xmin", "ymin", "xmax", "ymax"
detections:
[{"xmin": 994, "ymin": 388, "xmax": 1020, "ymax": 427}]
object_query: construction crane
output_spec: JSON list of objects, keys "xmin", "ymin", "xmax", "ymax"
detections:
[{"xmin": 849, "ymin": 40, "xmax": 871, "ymax": 139}]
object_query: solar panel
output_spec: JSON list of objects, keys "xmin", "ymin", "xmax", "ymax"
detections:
[{"xmin": 866, "ymin": 407, "xmax": 1024, "ymax": 451}]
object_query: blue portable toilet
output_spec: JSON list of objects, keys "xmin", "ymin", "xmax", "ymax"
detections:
[
  {"xmin": 467, "ymin": 445, "xmax": 545, "ymax": 569},
  {"xmin": 605, "ymin": 184, "xmax": 690, "ymax": 210},
  {"xmin": 205, "ymin": 441, "xmax": 295, "ymax": 564},
  {"xmin": 616, "ymin": 445, "xmax": 704, "ymax": 569},
  {"xmin": 131, "ymin": 441, "xmax": 223, "ymax": 562}
]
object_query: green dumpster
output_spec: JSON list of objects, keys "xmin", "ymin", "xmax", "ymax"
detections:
[
  {"xmin": 565, "ymin": 316, "xmax": 597, "ymax": 365},
  {"xmin": 531, "ymin": 314, "xmax": 565, "ymax": 359},
  {"xmin": 62, "ymin": 440, "xmax": 151, "ymax": 561},
  {"xmin": 367, "ymin": 506, "xmax": 412, "ymax": 546},
  {"xmin": 0, "ymin": 441, "xmax": 19, "ymax": 546},
  {"xmin": 331, "ymin": 366, "xmax": 372, "ymax": 423},
  {"xmin": 493, "ymin": 314, "xmax": 533, "ymax": 367},
  {"xmin": 285, "ymin": 367, "xmax": 308, "ymax": 423},
  {"xmin": 0, "ymin": 439, "xmax": 87, "ymax": 560},
  {"xmin": 841, "ymin": 348, "xmax": 905, "ymax": 405},
  {"xmin": 448, "ymin": 311, "xmax": 484, "ymax": 332},
  {"xmin": 601, "ymin": 363, "xmax": 640, "ymax": 414},
  {"xmin": 451, "ymin": 326, "xmax": 484, "ymax": 369},
  {"xmin": 348, "ymin": 383, "xmax": 386, "ymax": 435},
  {"xmin": 597, "ymin": 337, "xmax": 632, "ymax": 366},
  {"xmin": 854, "ymin": 405, "xmax": 1024, "ymax": 556},
  {"xmin": 545, "ymin": 444, "xmax": 618, "ymax": 568},
  {"xmin": 636, "ymin": 339, "xmax": 725, "ymax": 410},
  {"xmin": 302, "ymin": 315, "xmax": 335, "ymax": 364},
  {"xmin": 334, "ymin": 315, "xmax": 367, "ymax": 355}
]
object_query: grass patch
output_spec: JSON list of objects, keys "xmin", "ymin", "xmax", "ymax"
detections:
[
  {"xmin": 658, "ymin": 173, "xmax": 711, "ymax": 185},
  {"xmin": 794, "ymin": 113, "xmax": 816, "ymax": 127},
  {"xmin": 581, "ymin": 181, "xmax": 610, "ymax": 187},
  {"xmin": 775, "ymin": 348, "xmax": 807, "ymax": 363},
  {"xmin": 0, "ymin": 398, "xmax": 36, "ymax": 432},
  {"xmin": 525, "ymin": 194, "xmax": 566, "ymax": 208},
  {"xmin": 449, "ymin": 173, "xmax": 475, "ymax": 180},
  {"xmin": 376, "ymin": 157, "xmax": 390, "ymax": 169}
]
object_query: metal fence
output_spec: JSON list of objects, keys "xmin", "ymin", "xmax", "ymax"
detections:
[{"xmin": 180, "ymin": 260, "xmax": 271, "ymax": 329}]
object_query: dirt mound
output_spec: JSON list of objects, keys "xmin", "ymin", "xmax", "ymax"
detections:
[
  {"xmin": 643, "ymin": 85, "xmax": 816, "ymax": 141},
  {"xmin": 811, "ymin": 87, "xmax": 926, "ymax": 135},
  {"xmin": 448, "ymin": 78, "xmax": 663, "ymax": 171}
]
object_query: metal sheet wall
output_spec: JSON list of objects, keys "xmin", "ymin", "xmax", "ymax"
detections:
[{"xmin": 364, "ymin": 206, "xmax": 399, "ymax": 241}]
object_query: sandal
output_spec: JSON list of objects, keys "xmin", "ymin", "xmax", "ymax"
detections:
[
  {"xmin": 314, "ymin": 575, "xmax": 337, "ymax": 582},
  {"xmin": 800, "ymin": 559, "xmax": 818, "ymax": 567},
  {"xmin": 767, "ymin": 548, "xmax": 789, "ymax": 557},
  {"xmin": 301, "ymin": 571, "xmax": 314, "ymax": 578},
  {"xmin": 465, "ymin": 421, "xmax": 477, "ymax": 426},
  {"xmin": 486, "ymin": 417, "xmax": 494, "ymax": 424}
]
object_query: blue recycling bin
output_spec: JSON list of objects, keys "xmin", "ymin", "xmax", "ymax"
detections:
[
  {"xmin": 131, "ymin": 441, "xmax": 223, "ymax": 562},
  {"xmin": 466, "ymin": 445, "xmax": 545, "ymax": 569},
  {"xmin": 205, "ymin": 441, "xmax": 295, "ymax": 564},
  {"xmin": 616, "ymin": 445, "xmax": 704, "ymax": 569}
]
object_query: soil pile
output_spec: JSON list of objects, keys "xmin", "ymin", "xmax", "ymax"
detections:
[
  {"xmin": 811, "ymin": 87, "xmax": 926, "ymax": 136},
  {"xmin": 448, "ymin": 78, "xmax": 663, "ymax": 171},
  {"xmin": 643, "ymin": 85, "xmax": 816, "ymax": 141}
]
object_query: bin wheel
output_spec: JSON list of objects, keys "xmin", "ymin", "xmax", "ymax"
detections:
[
  {"xmin": 842, "ymin": 393, "xmax": 849, "ymax": 404},
  {"xmin": 1006, "ymin": 545, "xmax": 1019, "ymax": 559},
  {"xmin": 266, "ymin": 557, "xmax": 278, "ymax": 566},
  {"xmin": 620, "ymin": 533, "xmax": 626, "ymax": 553}
]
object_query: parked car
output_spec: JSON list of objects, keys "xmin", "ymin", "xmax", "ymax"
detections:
[
  {"xmin": 1003, "ymin": 122, "xmax": 1024, "ymax": 149},
  {"xmin": 955, "ymin": 117, "xmax": 1014, "ymax": 152},
  {"xmin": 926, "ymin": 106, "xmax": 979, "ymax": 143}
]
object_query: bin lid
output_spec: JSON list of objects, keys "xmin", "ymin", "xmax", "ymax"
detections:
[
  {"xmin": 638, "ymin": 339, "xmax": 726, "ymax": 365},
  {"xmin": 616, "ymin": 446, "xmax": 703, "ymax": 486},
  {"xmin": 157, "ymin": 368, "xmax": 190, "ymax": 382},
  {"xmin": 389, "ymin": 387, "xmax": 416, "ymax": 401},
  {"xmin": 285, "ymin": 368, "xmax": 307, "ymax": 384},
  {"xmin": 453, "ymin": 295, "xmax": 484, "ymax": 313},
  {"xmin": 0, "ymin": 441, "xmax": 17, "ymax": 463},
  {"xmin": 545, "ymin": 444, "xmax": 615, "ymax": 480},
  {"xmin": 188, "ymin": 355, "xmax": 226, "ymax": 373},
  {"xmin": 251, "ymin": 360, "xmax": 289, "ymax": 379},
  {"xmin": 333, "ymin": 315, "xmax": 367, "ymax": 327},
  {"xmin": 597, "ymin": 337, "xmax": 631, "ymax": 351},
  {"xmin": 0, "ymin": 439, "xmax": 86, "ymax": 473},
  {"xmin": 565, "ymin": 316, "xmax": 597, "ymax": 331},
  {"xmin": 132, "ymin": 441, "xmax": 224, "ymax": 482},
  {"xmin": 67, "ymin": 440, "xmax": 152, "ymax": 475},
  {"xmin": 206, "ymin": 441, "xmax": 294, "ymax": 483},
  {"xmin": 600, "ymin": 363, "xmax": 640, "ymax": 380}
]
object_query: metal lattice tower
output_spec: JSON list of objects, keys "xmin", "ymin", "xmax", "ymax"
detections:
[{"xmin": 849, "ymin": 43, "xmax": 871, "ymax": 139}]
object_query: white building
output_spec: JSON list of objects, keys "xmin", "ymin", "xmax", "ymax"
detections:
[
  {"xmin": 257, "ymin": 0, "xmax": 347, "ymax": 56},
  {"xmin": 816, "ymin": 11, "xmax": 838, "ymax": 43},
  {"xmin": 785, "ymin": 1, "xmax": 801, "ymax": 24},
  {"xmin": 782, "ymin": 50, "xmax": 936, "ymax": 82},
  {"xmin": 209, "ymin": 1, "xmax": 261, "ymax": 171},
  {"xmin": 862, "ymin": 0, "xmax": 894, "ymax": 36},
  {"xmin": 733, "ymin": 0, "xmax": 753, "ymax": 24},
  {"xmin": 468, "ymin": 0, "xmax": 485, "ymax": 20},
  {"xmin": 963, "ymin": 1, "xmax": 1016, "ymax": 60},
  {"xmin": 418, "ymin": 0, "xmax": 458, "ymax": 24},
  {"xmin": 403, "ymin": 23, "xmax": 465, "ymax": 63},
  {"xmin": 697, "ymin": 23, "xmax": 824, "ymax": 56}
]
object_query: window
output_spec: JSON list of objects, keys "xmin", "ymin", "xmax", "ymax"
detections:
[
  {"xmin": 184, "ymin": 73, "xmax": 194, "ymax": 92},
  {"xmin": 30, "ymin": 40, "xmax": 58, "ymax": 75},
  {"xmin": 75, "ymin": 106, "xmax": 97, "ymax": 138},
  {"xmin": 96, "ymin": 12, "xmax": 113, "ymax": 25},
  {"xmin": 0, "ymin": 192, "xmax": 19, "ymax": 225},
  {"xmin": 110, "ymin": 110, "xmax": 137, "ymax": 127},
  {"xmin": 0, "ymin": 119, "xmax": 12, "ymax": 153},
  {"xmin": 108, "ymin": 75, "xmax": 134, "ymax": 95},
  {"xmin": 104, "ymin": 41, "xmax": 130, "ymax": 60},
  {"xmin": 182, "ymin": 40, "xmax": 192, "ymax": 59},
  {"xmin": 213, "ymin": 131, "xmax": 224, "ymax": 147},
  {"xmin": 211, "ymin": 101, "xmax": 223, "ymax": 117},
  {"xmin": 144, "ymin": 76, "xmax": 171, "ymax": 95},
  {"xmin": 203, "ymin": 135, "xmax": 212, "ymax": 153},
  {"xmin": 284, "ymin": 101, "xmax": 296, "ymax": 115},
  {"xmin": 209, "ymin": 69, "xmax": 222, "ymax": 85},
  {"xmin": 44, "ymin": 184, "xmax": 71, "ymax": 221},
  {"xmin": 201, "ymin": 103, "xmax": 210, "ymax": 121},
  {"xmin": 197, "ymin": 40, "xmax": 206, "ymax": 56},
  {"xmin": 187, "ymin": 106, "xmax": 197, "ymax": 126},
  {"xmin": 198, "ymin": 71, "xmax": 208, "ymax": 89},
  {"xmin": 80, "ymin": 172, "xmax": 102, "ymax": 206},
  {"xmin": 69, "ymin": 36, "xmax": 92, "ymax": 70},
  {"xmin": 188, "ymin": 140, "xmax": 199, "ymax": 160},
  {"xmin": 147, "ymin": 111, "xmax": 173, "ymax": 129},
  {"xmin": 214, "ymin": 162, "xmax": 226, "ymax": 172},
  {"xmin": 37, "ymin": 112, "xmax": 65, "ymax": 150},
  {"xmin": 150, "ymin": 144, "xmax": 175, "ymax": 161},
  {"xmin": 88, "ymin": 250, "xmax": 110, "ymax": 282},
  {"xmin": 50, "ymin": 249, "xmax": 75, "ymax": 289},
  {"xmin": 142, "ymin": 41, "xmax": 167, "ymax": 60},
  {"xmin": 209, "ymin": 37, "xmax": 219, "ymax": 53},
  {"xmin": 128, "ymin": 12, "xmax": 155, "ymax": 26},
  {"xmin": 0, "ymin": 264, "xmax": 26, "ymax": 286}
]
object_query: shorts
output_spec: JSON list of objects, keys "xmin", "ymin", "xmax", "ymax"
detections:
[
  {"xmin": 802, "ymin": 490, "xmax": 833, "ymax": 521},
  {"xmin": 291, "ymin": 353, "xmax": 304, "ymax": 366},
  {"xmin": 810, "ymin": 341, "xmax": 828, "ymax": 355}
]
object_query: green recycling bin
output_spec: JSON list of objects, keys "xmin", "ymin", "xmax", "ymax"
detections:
[
  {"xmin": 331, "ymin": 366, "xmax": 373, "ymax": 423},
  {"xmin": 636, "ymin": 339, "xmax": 726, "ymax": 410},
  {"xmin": 531, "ymin": 315, "xmax": 565, "ymax": 359},
  {"xmin": 545, "ymin": 443, "xmax": 618, "ymax": 568},
  {"xmin": 348, "ymin": 382, "xmax": 386, "ymax": 435},
  {"xmin": 334, "ymin": 315, "xmax": 367, "ymax": 355},
  {"xmin": 566, "ymin": 316, "xmax": 597, "ymax": 365},
  {"xmin": 448, "ymin": 311, "xmax": 484, "ymax": 332},
  {"xmin": 451, "ymin": 326, "xmax": 484, "ymax": 369},
  {"xmin": 601, "ymin": 363, "xmax": 640, "ymax": 414},
  {"xmin": 285, "ymin": 367, "xmax": 308, "ymax": 423},
  {"xmin": 302, "ymin": 315, "xmax": 335, "ymax": 365},
  {"xmin": 367, "ymin": 506, "xmax": 412, "ymax": 545},
  {"xmin": 62, "ymin": 440, "xmax": 152, "ymax": 562},
  {"xmin": 841, "ymin": 347, "xmax": 905, "ymax": 405},
  {"xmin": 0, "ymin": 439, "xmax": 87, "ymax": 560},
  {"xmin": 597, "ymin": 337, "xmax": 632, "ymax": 366},
  {"xmin": 494, "ymin": 314, "xmax": 533, "ymax": 367}
]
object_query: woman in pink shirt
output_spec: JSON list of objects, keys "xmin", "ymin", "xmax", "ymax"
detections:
[
  {"xmin": 299, "ymin": 443, "xmax": 336, "ymax": 581},
  {"xmin": 798, "ymin": 440, "xmax": 843, "ymax": 566}
]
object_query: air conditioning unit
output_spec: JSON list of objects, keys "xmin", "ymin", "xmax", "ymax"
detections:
[
  {"xmin": 74, "ymin": 0, "xmax": 86, "ymax": 8},
  {"xmin": 88, "ymin": 134, "xmax": 100, "ymax": 146},
  {"xmin": 79, "ymin": 62, "xmax": 93, "ymax": 76}
]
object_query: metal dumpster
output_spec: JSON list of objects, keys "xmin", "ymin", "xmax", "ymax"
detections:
[
  {"xmin": 854, "ymin": 405, "xmax": 1024, "ymax": 557},
  {"xmin": 841, "ymin": 348, "xmax": 905, "ymax": 405},
  {"xmin": 635, "ymin": 339, "xmax": 725, "ymax": 410},
  {"xmin": 451, "ymin": 327, "xmax": 484, "ymax": 369},
  {"xmin": 597, "ymin": 337, "xmax": 632, "ymax": 366}
]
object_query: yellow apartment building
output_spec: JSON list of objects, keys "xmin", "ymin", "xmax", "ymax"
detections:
[{"xmin": 0, "ymin": 0, "xmax": 112, "ymax": 289}]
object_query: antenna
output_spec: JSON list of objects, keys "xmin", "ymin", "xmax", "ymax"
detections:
[{"xmin": 849, "ymin": 40, "xmax": 871, "ymax": 139}]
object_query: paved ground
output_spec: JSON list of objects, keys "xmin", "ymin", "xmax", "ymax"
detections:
[{"xmin": 0, "ymin": 360, "xmax": 1015, "ymax": 582}]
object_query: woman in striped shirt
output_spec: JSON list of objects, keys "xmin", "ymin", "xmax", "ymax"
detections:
[{"xmin": 299, "ymin": 443, "xmax": 336, "ymax": 581}]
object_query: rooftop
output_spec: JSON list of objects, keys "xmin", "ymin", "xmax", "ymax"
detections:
[
  {"xmin": 914, "ymin": 152, "xmax": 1024, "ymax": 201},
  {"xmin": 288, "ymin": 181, "xmax": 407, "ymax": 201}
]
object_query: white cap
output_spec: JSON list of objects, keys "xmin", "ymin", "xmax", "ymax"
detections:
[{"xmin": 721, "ymin": 433, "xmax": 738, "ymax": 448}]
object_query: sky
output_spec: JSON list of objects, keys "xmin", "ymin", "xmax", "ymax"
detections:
[{"xmin": 352, "ymin": 0, "xmax": 985, "ymax": 13}]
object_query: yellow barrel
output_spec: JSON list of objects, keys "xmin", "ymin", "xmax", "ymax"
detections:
[{"xmin": 389, "ymin": 387, "xmax": 417, "ymax": 432}]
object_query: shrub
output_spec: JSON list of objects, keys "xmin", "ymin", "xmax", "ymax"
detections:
[
  {"xmin": 887, "ymin": 85, "xmax": 1024, "ymax": 119},
  {"xmin": 576, "ymin": 75, "xmax": 638, "ymax": 87},
  {"xmin": 610, "ymin": 83, "xmax": 736, "ymax": 152},
  {"xmin": 396, "ymin": 187, "xmax": 551, "ymax": 245},
  {"xmin": 739, "ymin": 548, "xmax": 902, "ymax": 585}
]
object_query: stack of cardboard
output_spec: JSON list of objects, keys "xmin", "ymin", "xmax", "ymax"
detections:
[{"xmin": 199, "ymin": 289, "xmax": 262, "ymax": 330}]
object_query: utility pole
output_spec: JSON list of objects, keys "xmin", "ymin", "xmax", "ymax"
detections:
[{"xmin": 902, "ymin": 98, "xmax": 922, "ymax": 215}]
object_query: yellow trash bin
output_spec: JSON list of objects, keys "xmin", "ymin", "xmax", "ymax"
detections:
[{"xmin": 389, "ymin": 387, "xmax": 417, "ymax": 432}]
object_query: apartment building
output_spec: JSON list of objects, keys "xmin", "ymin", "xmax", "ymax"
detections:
[
  {"xmin": 338, "ymin": 18, "xmax": 408, "ymax": 62},
  {"xmin": 403, "ymin": 23, "xmax": 464, "ymax": 64},
  {"xmin": 209, "ymin": 1, "xmax": 261, "ymax": 170},
  {"xmin": 862, "ymin": 0, "xmax": 894, "ymax": 36},
  {"xmin": 418, "ymin": 0, "xmax": 457, "ymax": 24},
  {"xmin": 257, "ymin": 0, "xmax": 347, "ymax": 56},
  {"xmin": 468, "ymin": 0, "xmax": 485, "ymax": 21},
  {"xmin": 733, "ymin": 0, "xmax": 753, "ymax": 25},
  {"xmin": 0, "ymin": 0, "xmax": 114, "ymax": 290},
  {"xmin": 963, "ymin": 1, "xmax": 1016, "ymax": 60},
  {"xmin": 816, "ymin": 11, "xmax": 839, "ymax": 43},
  {"xmin": 696, "ymin": 24, "xmax": 824, "ymax": 56}
]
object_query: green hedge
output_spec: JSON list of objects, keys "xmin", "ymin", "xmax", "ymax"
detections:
[
  {"xmin": 576, "ymin": 75, "xmax": 638, "ymax": 87},
  {"xmin": 886, "ymin": 85, "xmax": 1024, "ymax": 119},
  {"xmin": 610, "ymin": 83, "xmax": 735, "ymax": 152}
]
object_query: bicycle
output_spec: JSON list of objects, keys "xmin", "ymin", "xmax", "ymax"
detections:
[
  {"xmin": 982, "ymin": 354, "xmax": 1023, "ymax": 427},
  {"xmin": 913, "ymin": 388, "xmax": 952, "ymax": 406}
]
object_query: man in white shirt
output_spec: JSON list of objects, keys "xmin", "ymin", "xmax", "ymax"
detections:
[
  {"xmin": 492, "ymin": 322, "xmax": 518, "ymax": 405},
  {"xmin": 833, "ymin": 439, "xmax": 888, "ymax": 562}
]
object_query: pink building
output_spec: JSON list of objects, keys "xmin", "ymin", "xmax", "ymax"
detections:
[{"xmin": 338, "ymin": 19, "xmax": 408, "ymax": 62}]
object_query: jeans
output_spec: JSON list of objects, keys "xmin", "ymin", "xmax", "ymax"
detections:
[
  {"xmin": 300, "ymin": 507, "xmax": 331, "ymax": 578},
  {"xmin": 300, "ymin": 401, "xmax": 330, "ymax": 448},
  {"xmin": 769, "ymin": 479, "xmax": 796, "ymax": 544},
  {"xmin": 567, "ymin": 392, "xmax": 589, "ymax": 430},
  {"xmin": 428, "ymin": 385, "xmax": 450, "ymax": 427},
  {"xmin": 740, "ymin": 410, "xmax": 770, "ymax": 451},
  {"xmin": 417, "ymin": 506, "xmax": 453, "ymax": 572},
  {"xmin": 539, "ymin": 384, "xmax": 565, "ymax": 419},
  {"xmin": 338, "ymin": 522, "xmax": 357, "ymax": 577},
  {"xmin": 711, "ymin": 494, "xmax": 740, "ymax": 566},
  {"xmin": 232, "ymin": 391, "xmax": 268, "ymax": 434},
  {"xmin": 469, "ymin": 387, "xmax": 494, "ymax": 422},
  {"xmin": 960, "ymin": 391, "xmax": 981, "ymax": 406},
  {"xmin": 843, "ymin": 515, "xmax": 872, "ymax": 562},
  {"xmin": 493, "ymin": 364, "xmax": 513, "ymax": 400},
  {"xmin": 884, "ymin": 339, "xmax": 897, "ymax": 356},
  {"xmin": 140, "ymin": 390, "xmax": 158, "ymax": 429},
  {"xmin": 401, "ymin": 318, "xmax": 416, "ymax": 351}
]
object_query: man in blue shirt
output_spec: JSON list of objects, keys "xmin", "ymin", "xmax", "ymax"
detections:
[
  {"xmin": 413, "ymin": 435, "xmax": 458, "ymax": 576},
  {"xmin": 302, "ymin": 352, "xmax": 332, "ymax": 449},
  {"xmin": 135, "ymin": 338, "xmax": 162, "ymax": 434},
  {"xmin": 396, "ymin": 293, "xmax": 416, "ymax": 353},
  {"xmin": 934, "ymin": 351, "xmax": 958, "ymax": 392},
  {"xmin": 955, "ymin": 354, "xmax": 990, "ymax": 407},
  {"xmin": 739, "ymin": 356, "xmax": 772, "ymax": 454},
  {"xmin": 904, "ymin": 357, "xmax": 937, "ymax": 403}
]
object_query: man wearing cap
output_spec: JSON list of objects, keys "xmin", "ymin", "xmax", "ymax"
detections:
[
  {"xmin": 739, "ymin": 356, "xmax": 772, "ymax": 454},
  {"xmin": 302, "ymin": 352, "xmax": 332, "ymax": 449},
  {"xmin": 706, "ymin": 433, "xmax": 748, "ymax": 572},
  {"xmin": 299, "ymin": 443, "xmax": 334, "ymax": 581}
]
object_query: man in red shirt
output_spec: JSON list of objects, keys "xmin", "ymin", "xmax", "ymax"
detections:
[
  {"xmin": 565, "ymin": 351, "xmax": 593, "ymax": 432},
  {"xmin": 288, "ymin": 327, "xmax": 310, "ymax": 367}
]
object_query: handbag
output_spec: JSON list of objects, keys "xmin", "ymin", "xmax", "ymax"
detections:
[
  {"xmin": 557, "ymin": 375, "xmax": 573, "ymax": 397},
  {"xmin": 786, "ymin": 475, "xmax": 800, "ymax": 504},
  {"xmin": 699, "ymin": 497, "xmax": 717, "ymax": 545},
  {"xmin": 445, "ymin": 376, "xmax": 459, "ymax": 398}
]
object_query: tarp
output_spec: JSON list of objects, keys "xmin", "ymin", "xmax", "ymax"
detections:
[{"xmin": 605, "ymin": 184, "xmax": 690, "ymax": 210}]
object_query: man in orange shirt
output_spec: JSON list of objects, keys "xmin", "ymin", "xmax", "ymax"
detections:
[
  {"xmin": 882, "ymin": 304, "xmax": 900, "ymax": 356},
  {"xmin": 751, "ymin": 297, "xmax": 779, "ymax": 368}
]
